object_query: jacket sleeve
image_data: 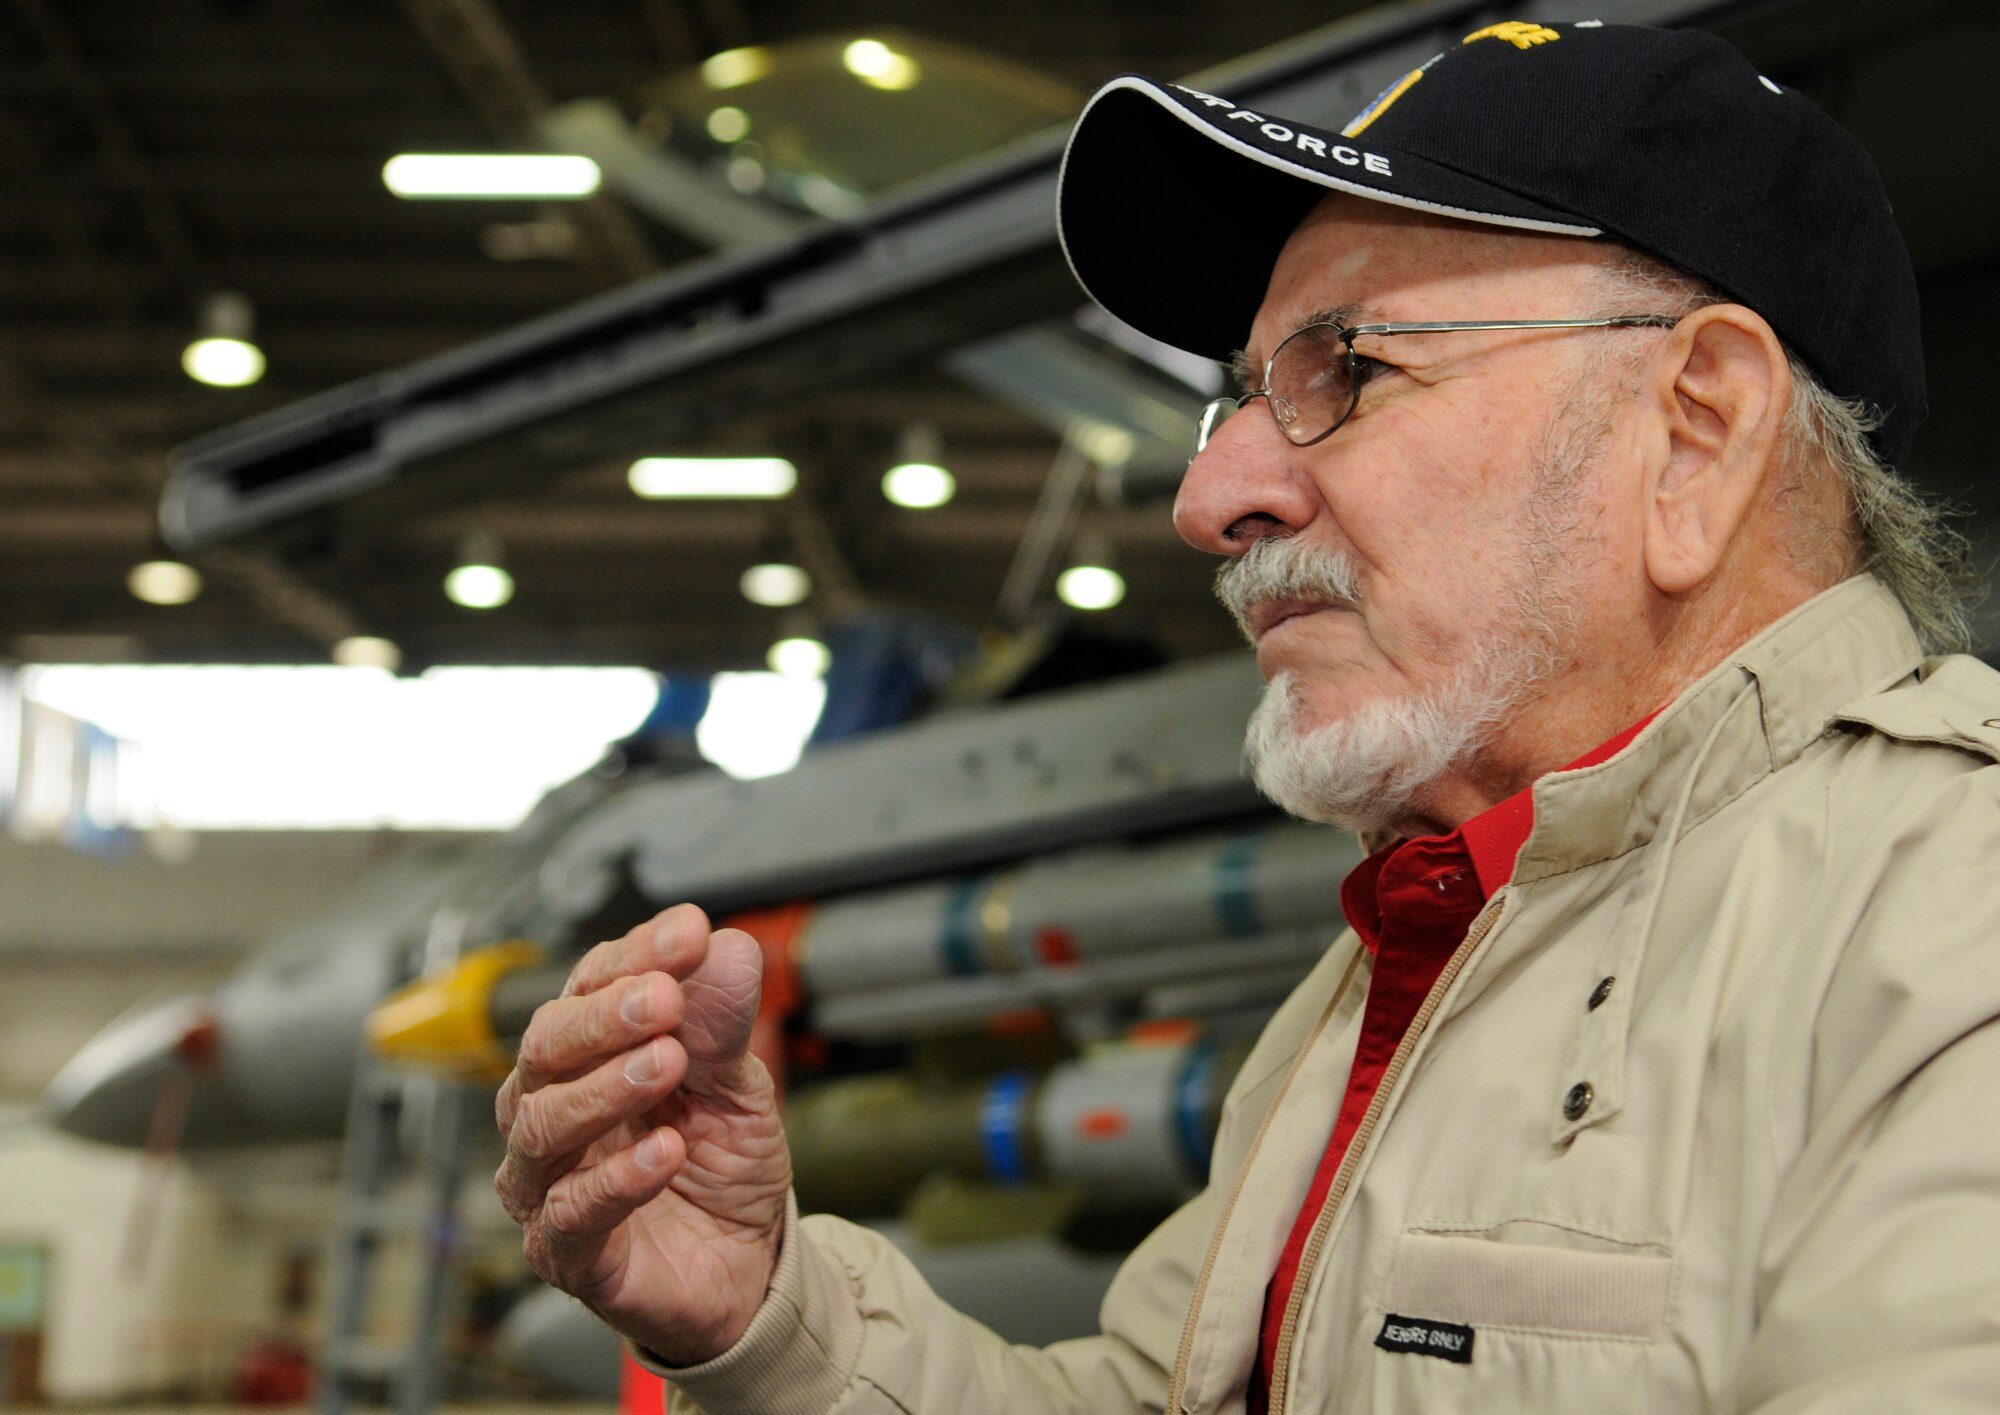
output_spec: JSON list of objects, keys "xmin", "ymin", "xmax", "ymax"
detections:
[
  {"xmin": 639, "ymin": 1178, "xmax": 1219, "ymax": 1415},
  {"xmin": 1735, "ymin": 761, "xmax": 2000, "ymax": 1412}
]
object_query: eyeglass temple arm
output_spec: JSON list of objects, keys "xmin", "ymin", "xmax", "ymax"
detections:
[{"xmin": 1340, "ymin": 315, "xmax": 1681, "ymax": 337}]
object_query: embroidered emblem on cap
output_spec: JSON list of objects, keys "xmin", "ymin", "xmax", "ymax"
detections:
[
  {"xmin": 1376, "ymin": 1313, "xmax": 1475, "ymax": 1363},
  {"xmin": 1464, "ymin": 21, "xmax": 1563, "ymax": 49}
]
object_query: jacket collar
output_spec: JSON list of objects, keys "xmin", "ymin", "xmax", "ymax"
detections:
[
  {"xmin": 1512, "ymin": 575, "xmax": 1921, "ymax": 888},
  {"xmin": 1507, "ymin": 575, "xmax": 1921, "ymax": 1147}
]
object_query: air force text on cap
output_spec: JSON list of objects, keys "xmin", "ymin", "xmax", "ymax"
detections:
[{"xmin": 1172, "ymin": 86, "xmax": 1395, "ymax": 176}]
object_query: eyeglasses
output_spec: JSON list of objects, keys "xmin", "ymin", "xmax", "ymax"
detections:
[{"xmin": 1195, "ymin": 315, "xmax": 1682, "ymax": 454}]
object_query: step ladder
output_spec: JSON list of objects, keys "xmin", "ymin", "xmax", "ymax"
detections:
[{"xmin": 316, "ymin": 1047, "xmax": 485, "ymax": 1415}]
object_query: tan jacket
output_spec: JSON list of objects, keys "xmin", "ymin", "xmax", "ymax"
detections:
[{"xmin": 657, "ymin": 576, "xmax": 2000, "ymax": 1414}]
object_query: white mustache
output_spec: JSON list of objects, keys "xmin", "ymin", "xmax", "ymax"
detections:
[{"xmin": 1214, "ymin": 537, "xmax": 1363, "ymax": 640}]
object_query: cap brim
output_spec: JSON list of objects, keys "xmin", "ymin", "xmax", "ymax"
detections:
[{"xmin": 1057, "ymin": 76, "xmax": 1601, "ymax": 360}]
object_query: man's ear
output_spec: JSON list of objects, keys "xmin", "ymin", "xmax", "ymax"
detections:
[{"xmin": 1640, "ymin": 304, "xmax": 1791, "ymax": 595}]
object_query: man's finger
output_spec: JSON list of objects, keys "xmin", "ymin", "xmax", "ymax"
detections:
[
  {"xmin": 562, "ymin": 904, "xmax": 714, "ymax": 1000},
  {"xmin": 541, "ymin": 1127, "xmax": 687, "ymax": 1241},
  {"xmin": 507, "ymin": 970, "xmax": 686, "ymax": 1103},
  {"xmin": 495, "ymin": 1035, "xmax": 690, "ymax": 1219}
]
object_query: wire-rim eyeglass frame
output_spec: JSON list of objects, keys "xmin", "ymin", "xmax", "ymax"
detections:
[{"xmin": 1194, "ymin": 315, "xmax": 1683, "ymax": 456}]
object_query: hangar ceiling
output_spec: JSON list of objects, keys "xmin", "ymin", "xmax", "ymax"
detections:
[{"xmin": 2, "ymin": 0, "xmax": 1995, "ymax": 673}]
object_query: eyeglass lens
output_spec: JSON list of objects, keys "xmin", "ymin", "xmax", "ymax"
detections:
[
  {"xmin": 1196, "ymin": 324, "xmax": 1359, "ymax": 454},
  {"xmin": 1266, "ymin": 323, "xmax": 1357, "ymax": 445}
]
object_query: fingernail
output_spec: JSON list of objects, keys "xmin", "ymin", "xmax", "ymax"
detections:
[
  {"xmin": 634, "ymin": 1131, "xmax": 666, "ymax": 1172},
  {"xmin": 624, "ymin": 1040, "xmax": 661, "ymax": 1085},
  {"xmin": 620, "ymin": 982, "xmax": 650, "ymax": 1027}
]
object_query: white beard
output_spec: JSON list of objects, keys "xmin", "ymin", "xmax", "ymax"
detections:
[
  {"xmin": 1242, "ymin": 650, "xmax": 1535, "ymax": 833},
  {"xmin": 1218, "ymin": 538, "xmax": 1559, "ymax": 836}
]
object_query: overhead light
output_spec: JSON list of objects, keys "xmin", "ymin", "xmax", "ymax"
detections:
[
  {"xmin": 1057, "ymin": 564, "xmax": 1125, "ymax": 612},
  {"xmin": 628, "ymin": 457, "xmax": 796, "ymax": 499},
  {"xmin": 1059, "ymin": 526, "xmax": 1125, "ymax": 612},
  {"xmin": 740, "ymin": 562, "xmax": 811, "ymax": 608},
  {"xmin": 883, "ymin": 424, "xmax": 953, "ymax": 508},
  {"xmin": 382, "ymin": 154, "xmax": 601, "ymax": 199},
  {"xmin": 843, "ymin": 38, "xmax": 921, "ymax": 91},
  {"xmin": 182, "ymin": 291, "xmax": 265, "ymax": 388},
  {"xmin": 700, "ymin": 46, "xmax": 772, "ymax": 90},
  {"xmin": 883, "ymin": 462, "xmax": 954, "ymax": 509},
  {"xmin": 446, "ymin": 533, "xmax": 513, "ymax": 610},
  {"xmin": 332, "ymin": 636, "xmax": 402, "ymax": 671},
  {"xmin": 446, "ymin": 564, "xmax": 513, "ymax": 609},
  {"xmin": 767, "ymin": 636, "xmax": 831, "ymax": 678},
  {"xmin": 706, "ymin": 106, "xmax": 751, "ymax": 143},
  {"xmin": 127, "ymin": 560, "xmax": 202, "ymax": 606}
]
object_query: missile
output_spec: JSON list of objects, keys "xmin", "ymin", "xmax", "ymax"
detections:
[
  {"xmin": 365, "ymin": 820, "xmax": 1358, "ymax": 1077},
  {"xmin": 785, "ymin": 1035, "xmax": 1254, "ymax": 1217},
  {"xmin": 796, "ymin": 821, "xmax": 1357, "ymax": 997}
]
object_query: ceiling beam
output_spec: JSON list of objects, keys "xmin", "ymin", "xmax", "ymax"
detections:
[{"xmin": 0, "ymin": 0, "xmax": 380, "ymax": 652}]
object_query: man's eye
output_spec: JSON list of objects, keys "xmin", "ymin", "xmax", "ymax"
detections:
[{"xmin": 1351, "ymin": 354, "xmax": 1390, "ymax": 385}]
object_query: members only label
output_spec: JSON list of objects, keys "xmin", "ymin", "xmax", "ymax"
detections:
[{"xmin": 1375, "ymin": 1313, "xmax": 1475, "ymax": 1364}]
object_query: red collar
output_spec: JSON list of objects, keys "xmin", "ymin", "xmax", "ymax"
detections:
[{"xmin": 1342, "ymin": 713, "xmax": 1657, "ymax": 949}]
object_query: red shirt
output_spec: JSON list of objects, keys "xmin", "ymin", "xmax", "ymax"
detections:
[{"xmin": 1249, "ymin": 717, "xmax": 1654, "ymax": 1412}]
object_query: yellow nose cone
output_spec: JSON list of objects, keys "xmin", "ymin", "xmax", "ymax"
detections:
[{"xmin": 366, "ymin": 940, "xmax": 543, "ymax": 1081}]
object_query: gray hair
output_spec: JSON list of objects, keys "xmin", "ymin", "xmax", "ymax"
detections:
[{"xmin": 1593, "ymin": 248, "xmax": 1976, "ymax": 655}]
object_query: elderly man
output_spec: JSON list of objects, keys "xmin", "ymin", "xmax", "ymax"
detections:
[{"xmin": 493, "ymin": 21, "xmax": 2000, "ymax": 1413}]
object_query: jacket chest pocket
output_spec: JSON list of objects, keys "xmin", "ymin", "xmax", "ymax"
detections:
[{"xmin": 1354, "ymin": 1230, "xmax": 1693, "ymax": 1411}]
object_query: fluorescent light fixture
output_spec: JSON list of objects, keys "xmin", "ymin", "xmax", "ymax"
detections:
[
  {"xmin": 696, "ymin": 671, "xmax": 825, "ymax": 779},
  {"xmin": 383, "ymin": 154, "xmax": 601, "ymax": 199},
  {"xmin": 183, "ymin": 292, "xmax": 265, "ymax": 388},
  {"xmin": 182, "ymin": 337, "xmax": 264, "ymax": 388},
  {"xmin": 628, "ymin": 457, "xmax": 796, "ymax": 499},
  {"xmin": 843, "ymin": 38, "xmax": 921, "ymax": 91},
  {"xmin": 333, "ymin": 636, "xmax": 402, "ymax": 671},
  {"xmin": 740, "ymin": 562, "xmax": 811, "ymax": 608},
  {"xmin": 701, "ymin": 46, "xmax": 771, "ymax": 90},
  {"xmin": 882, "ymin": 462, "xmax": 955, "ymax": 509},
  {"xmin": 127, "ymin": 561, "xmax": 203, "ymax": 606},
  {"xmin": 19, "ymin": 664, "xmax": 659, "ymax": 830},
  {"xmin": 706, "ymin": 105, "xmax": 751, "ymax": 143},
  {"xmin": 1057, "ymin": 565, "xmax": 1126, "ymax": 611},
  {"xmin": 445, "ymin": 563, "xmax": 514, "ymax": 609},
  {"xmin": 767, "ymin": 636, "xmax": 831, "ymax": 678}
]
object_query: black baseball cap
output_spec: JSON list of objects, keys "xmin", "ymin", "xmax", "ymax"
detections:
[{"xmin": 1057, "ymin": 20, "xmax": 1925, "ymax": 465}]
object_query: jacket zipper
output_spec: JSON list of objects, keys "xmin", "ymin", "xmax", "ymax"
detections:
[
  {"xmin": 1166, "ymin": 945, "xmax": 1366, "ymax": 1415},
  {"xmin": 1266, "ymin": 898, "xmax": 1505, "ymax": 1415}
]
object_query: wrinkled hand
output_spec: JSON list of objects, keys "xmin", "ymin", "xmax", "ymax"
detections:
[{"xmin": 494, "ymin": 904, "xmax": 790, "ymax": 1365}]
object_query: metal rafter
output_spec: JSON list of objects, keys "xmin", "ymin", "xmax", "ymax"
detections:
[
  {"xmin": 392, "ymin": 0, "xmax": 659, "ymax": 284},
  {"xmin": 6, "ymin": 0, "xmax": 198, "ymax": 292},
  {"xmin": 2, "ymin": 0, "xmax": 374, "ymax": 654},
  {"xmin": 0, "ymin": 351, "xmax": 366, "ymax": 647}
]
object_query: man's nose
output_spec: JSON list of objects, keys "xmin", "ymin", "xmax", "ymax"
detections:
[{"xmin": 1172, "ymin": 400, "xmax": 1320, "ymax": 554}]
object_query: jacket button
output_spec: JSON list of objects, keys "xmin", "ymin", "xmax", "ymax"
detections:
[
  {"xmin": 1563, "ymin": 1082, "xmax": 1594, "ymax": 1122},
  {"xmin": 1588, "ymin": 976, "xmax": 1615, "ymax": 1010}
]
